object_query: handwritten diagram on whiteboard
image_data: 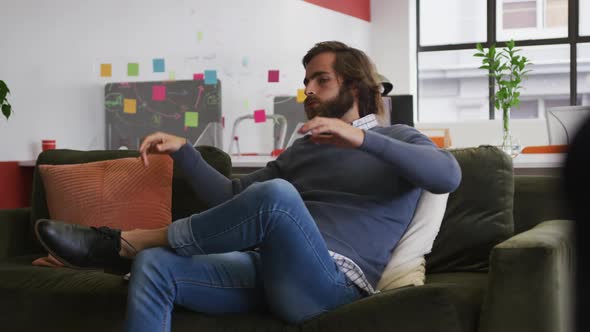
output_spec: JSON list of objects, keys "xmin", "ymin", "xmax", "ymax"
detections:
[{"xmin": 105, "ymin": 80, "xmax": 222, "ymax": 150}]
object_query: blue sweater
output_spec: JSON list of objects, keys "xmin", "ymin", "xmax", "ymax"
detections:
[{"xmin": 171, "ymin": 125, "xmax": 462, "ymax": 287}]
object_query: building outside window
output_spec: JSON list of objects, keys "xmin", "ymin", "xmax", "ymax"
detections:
[{"xmin": 418, "ymin": 0, "xmax": 589, "ymax": 123}]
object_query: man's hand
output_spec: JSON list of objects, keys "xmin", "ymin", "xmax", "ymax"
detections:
[
  {"xmin": 298, "ymin": 117, "xmax": 365, "ymax": 148},
  {"xmin": 139, "ymin": 132, "xmax": 187, "ymax": 167}
]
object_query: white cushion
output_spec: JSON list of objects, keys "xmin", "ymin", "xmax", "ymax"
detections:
[{"xmin": 376, "ymin": 190, "xmax": 449, "ymax": 291}]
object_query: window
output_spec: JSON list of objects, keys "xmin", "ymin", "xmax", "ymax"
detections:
[
  {"xmin": 545, "ymin": 0, "xmax": 568, "ymax": 28},
  {"xmin": 417, "ymin": 0, "xmax": 586, "ymax": 123},
  {"xmin": 503, "ymin": 0, "xmax": 537, "ymax": 29},
  {"xmin": 579, "ymin": 43, "xmax": 590, "ymax": 105},
  {"xmin": 419, "ymin": 0, "xmax": 486, "ymax": 46},
  {"xmin": 499, "ymin": 45, "xmax": 570, "ymax": 118},
  {"xmin": 581, "ymin": 0, "xmax": 590, "ymax": 36},
  {"xmin": 418, "ymin": 50, "xmax": 489, "ymax": 122},
  {"xmin": 497, "ymin": 0, "xmax": 567, "ymax": 40}
]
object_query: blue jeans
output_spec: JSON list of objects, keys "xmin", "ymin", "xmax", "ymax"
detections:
[{"xmin": 125, "ymin": 179, "xmax": 364, "ymax": 332}]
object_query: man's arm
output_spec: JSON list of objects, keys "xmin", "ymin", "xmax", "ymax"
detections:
[
  {"xmin": 298, "ymin": 117, "xmax": 461, "ymax": 194},
  {"xmin": 359, "ymin": 127, "xmax": 461, "ymax": 194},
  {"xmin": 171, "ymin": 143, "xmax": 283, "ymax": 207},
  {"xmin": 138, "ymin": 131, "xmax": 281, "ymax": 207}
]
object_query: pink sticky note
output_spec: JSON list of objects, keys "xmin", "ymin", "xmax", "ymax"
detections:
[
  {"xmin": 253, "ymin": 109, "xmax": 266, "ymax": 123},
  {"xmin": 268, "ymin": 70, "xmax": 279, "ymax": 83},
  {"xmin": 152, "ymin": 85, "xmax": 166, "ymax": 101},
  {"xmin": 193, "ymin": 73, "xmax": 204, "ymax": 80}
]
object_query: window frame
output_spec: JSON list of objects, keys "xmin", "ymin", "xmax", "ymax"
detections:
[{"xmin": 416, "ymin": 0, "xmax": 590, "ymax": 121}]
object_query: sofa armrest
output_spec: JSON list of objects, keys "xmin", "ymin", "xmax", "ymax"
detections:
[
  {"xmin": 0, "ymin": 208, "xmax": 42, "ymax": 259},
  {"xmin": 513, "ymin": 175, "xmax": 572, "ymax": 234},
  {"xmin": 479, "ymin": 219, "xmax": 574, "ymax": 332}
]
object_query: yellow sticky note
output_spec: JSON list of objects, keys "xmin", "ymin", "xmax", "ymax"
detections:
[
  {"xmin": 185, "ymin": 112, "xmax": 199, "ymax": 127},
  {"xmin": 100, "ymin": 64, "xmax": 112, "ymax": 77},
  {"xmin": 296, "ymin": 89, "xmax": 306, "ymax": 103},
  {"xmin": 244, "ymin": 99, "xmax": 249, "ymax": 109},
  {"xmin": 168, "ymin": 71, "xmax": 176, "ymax": 80},
  {"xmin": 197, "ymin": 31, "xmax": 203, "ymax": 42},
  {"xmin": 124, "ymin": 99, "xmax": 137, "ymax": 114}
]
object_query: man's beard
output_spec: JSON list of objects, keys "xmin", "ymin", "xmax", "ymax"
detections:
[{"xmin": 304, "ymin": 86, "xmax": 354, "ymax": 120}]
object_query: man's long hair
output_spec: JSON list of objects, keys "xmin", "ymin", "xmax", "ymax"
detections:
[{"xmin": 302, "ymin": 41, "xmax": 384, "ymax": 120}]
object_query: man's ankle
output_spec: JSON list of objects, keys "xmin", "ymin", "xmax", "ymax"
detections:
[{"xmin": 119, "ymin": 236, "xmax": 138, "ymax": 258}]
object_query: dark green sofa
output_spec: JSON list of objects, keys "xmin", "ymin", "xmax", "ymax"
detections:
[{"xmin": 0, "ymin": 145, "xmax": 574, "ymax": 332}]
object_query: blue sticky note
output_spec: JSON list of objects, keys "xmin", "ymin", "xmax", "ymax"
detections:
[
  {"xmin": 153, "ymin": 58, "xmax": 165, "ymax": 73},
  {"xmin": 204, "ymin": 70, "xmax": 217, "ymax": 85}
]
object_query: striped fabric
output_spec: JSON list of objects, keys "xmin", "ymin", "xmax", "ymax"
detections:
[
  {"xmin": 329, "ymin": 250, "xmax": 377, "ymax": 295},
  {"xmin": 38, "ymin": 155, "xmax": 173, "ymax": 231}
]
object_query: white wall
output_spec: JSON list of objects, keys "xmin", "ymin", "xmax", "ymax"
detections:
[
  {"xmin": 0, "ymin": 0, "xmax": 370, "ymax": 161},
  {"xmin": 370, "ymin": 0, "xmax": 416, "ymax": 97}
]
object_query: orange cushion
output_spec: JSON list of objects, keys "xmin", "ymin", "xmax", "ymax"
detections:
[
  {"xmin": 521, "ymin": 145, "xmax": 568, "ymax": 154},
  {"xmin": 429, "ymin": 136, "xmax": 445, "ymax": 148},
  {"xmin": 37, "ymin": 155, "xmax": 173, "ymax": 231}
]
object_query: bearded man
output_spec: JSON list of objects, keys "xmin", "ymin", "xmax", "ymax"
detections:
[{"xmin": 35, "ymin": 41, "xmax": 461, "ymax": 332}]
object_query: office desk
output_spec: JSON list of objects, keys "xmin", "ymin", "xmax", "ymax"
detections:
[
  {"xmin": 512, "ymin": 153, "xmax": 566, "ymax": 176},
  {"xmin": 231, "ymin": 153, "xmax": 567, "ymax": 176},
  {"xmin": 20, "ymin": 153, "xmax": 566, "ymax": 176},
  {"xmin": 231, "ymin": 156, "xmax": 274, "ymax": 175}
]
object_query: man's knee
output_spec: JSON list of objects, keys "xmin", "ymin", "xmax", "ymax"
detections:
[
  {"xmin": 252, "ymin": 179, "xmax": 299, "ymax": 202},
  {"xmin": 131, "ymin": 247, "xmax": 171, "ymax": 279}
]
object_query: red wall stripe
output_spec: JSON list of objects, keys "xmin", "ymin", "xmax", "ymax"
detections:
[
  {"xmin": 0, "ymin": 162, "xmax": 34, "ymax": 209},
  {"xmin": 304, "ymin": 0, "xmax": 371, "ymax": 22}
]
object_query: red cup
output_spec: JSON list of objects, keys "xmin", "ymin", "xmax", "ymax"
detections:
[
  {"xmin": 42, "ymin": 140, "xmax": 56, "ymax": 151},
  {"xmin": 271, "ymin": 149, "xmax": 284, "ymax": 157}
]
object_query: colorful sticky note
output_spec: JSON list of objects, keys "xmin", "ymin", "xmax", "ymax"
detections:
[
  {"xmin": 297, "ymin": 89, "xmax": 306, "ymax": 103},
  {"xmin": 152, "ymin": 85, "xmax": 166, "ymax": 101},
  {"xmin": 244, "ymin": 99, "xmax": 249, "ymax": 109},
  {"xmin": 168, "ymin": 71, "xmax": 176, "ymax": 80},
  {"xmin": 242, "ymin": 56, "xmax": 249, "ymax": 67},
  {"xmin": 204, "ymin": 70, "xmax": 217, "ymax": 85},
  {"xmin": 185, "ymin": 112, "xmax": 199, "ymax": 127},
  {"xmin": 123, "ymin": 99, "xmax": 137, "ymax": 114},
  {"xmin": 100, "ymin": 64, "xmax": 112, "ymax": 77},
  {"xmin": 128, "ymin": 63, "xmax": 139, "ymax": 76},
  {"xmin": 268, "ymin": 70, "xmax": 279, "ymax": 83},
  {"xmin": 153, "ymin": 58, "xmax": 165, "ymax": 73},
  {"xmin": 253, "ymin": 109, "xmax": 266, "ymax": 123},
  {"xmin": 193, "ymin": 73, "xmax": 204, "ymax": 80},
  {"xmin": 197, "ymin": 31, "xmax": 203, "ymax": 42}
]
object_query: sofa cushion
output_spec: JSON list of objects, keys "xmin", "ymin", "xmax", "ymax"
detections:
[
  {"xmin": 0, "ymin": 255, "xmax": 487, "ymax": 332},
  {"xmin": 30, "ymin": 146, "xmax": 232, "ymax": 241},
  {"xmin": 0, "ymin": 255, "xmax": 294, "ymax": 332},
  {"xmin": 0, "ymin": 254, "xmax": 128, "ymax": 331},
  {"xmin": 426, "ymin": 146, "xmax": 514, "ymax": 273},
  {"xmin": 377, "ymin": 191, "xmax": 449, "ymax": 290},
  {"xmin": 303, "ymin": 272, "xmax": 488, "ymax": 332},
  {"xmin": 38, "ymin": 155, "xmax": 172, "ymax": 231}
]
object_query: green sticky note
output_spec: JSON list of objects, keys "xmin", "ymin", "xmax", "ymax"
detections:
[
  {"xmin": 244, "ymin": 99, "xmax": 249, "ymax": 109},
  {"xmin": 128, "ymin": 63, "xmax": 139, "ymax": 76},
  {"xmin": 185, "ymin": 112, "xmax": 199, "ymax": 127},
  {"xmin": 197, "ymin": 31, "xmax": 203, "ymax": 42},
  {"xmin": 168, "ymin": 71, "xmax": 176, "ymax": 80}
]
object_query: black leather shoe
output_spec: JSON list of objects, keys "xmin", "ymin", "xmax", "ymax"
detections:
[{"xmin": 34, "ymin": 219, "xmax": 132, "ymax": 275}]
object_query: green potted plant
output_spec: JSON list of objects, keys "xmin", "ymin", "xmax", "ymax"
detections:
[
  {"xmin": 474, "ymin": 40, "xmax": 532, "ymax": 156},
  {"xmin": 1, "ymin": 80, "xmax": 13, "ymax": 120}
]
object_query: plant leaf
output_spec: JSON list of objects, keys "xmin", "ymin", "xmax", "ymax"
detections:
[
  {"xmin": 0, "ymin": 80, "xmax": 9, "ymax": 102},
  {"xmin": 2, "ymin": 103, "xmax": 11, "ymax": 120}
]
